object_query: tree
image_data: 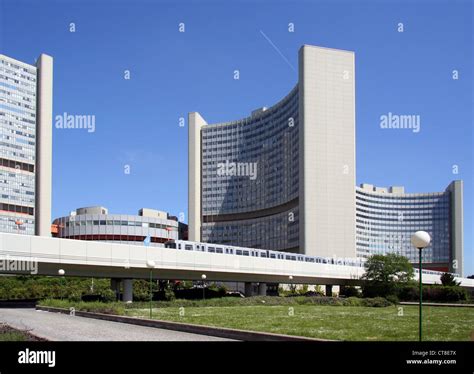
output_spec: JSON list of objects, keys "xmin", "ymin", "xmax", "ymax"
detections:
[
  {"xmin": 362, "ymin": 253, "xmax": 414, "ymax": 283},
  {"xmin": 440, "ymin": 272, "xmax": 460, "ymax": 286},
  {"xmin": 361, "ymin": 253, "xmax": 414, "ymax": 297}
]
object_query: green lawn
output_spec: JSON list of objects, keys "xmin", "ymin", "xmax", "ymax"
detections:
[
  {"xmin": 0, "ymin": 325, "xmax": 33, "ymax": 341},
  {"xmin": 125, "ymin": 304, "xmax": 474, "ymax": 341},
  {"xmin": 0, "ymin": 331, "xmax": 28, "ymax": 341}
]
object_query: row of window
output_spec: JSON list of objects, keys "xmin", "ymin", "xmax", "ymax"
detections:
[
  {"xmin": 0, "ymin": 157, "xmax": 34, "ymax": 172},
  {"xmin": 62, "ymin": 219, "xmax": 177, "ymax": 230},
  {"xmin": 356, "ymin": 191, "xmax": 447, "ymax": 202},
  {"xmin": 0, "ymin": 202, "xmax": 34, "ymax": 215}
]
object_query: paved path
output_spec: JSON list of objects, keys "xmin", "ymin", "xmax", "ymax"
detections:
[{"xmin": 0, "ymin": 309, "xmax": 233, "ymax": 341}]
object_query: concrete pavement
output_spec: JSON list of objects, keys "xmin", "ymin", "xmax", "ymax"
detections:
[{"xmin": 0, "ymin": 308, "xmax": 233, "ymax": 341}]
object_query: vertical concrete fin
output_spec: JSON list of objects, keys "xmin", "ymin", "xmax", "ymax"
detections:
[{"xmin": 35, "ymin": 54, "xmax": 53, "ymax": 237}]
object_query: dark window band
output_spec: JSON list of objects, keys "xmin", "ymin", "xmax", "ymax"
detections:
[
  {"xmin": 203, "ymin": 197, "xmax": 299, "ymax": 223},
  {"xmin": 0, "ymin": 157, "xmax": 34, "ymax": 173},
  {"xmin": 0, "ymin": 203, "xmax": 34, "ymax": 215},
  {"xmin": 59, "ymin": 234, "xmax": 168, "ymax": 243}
]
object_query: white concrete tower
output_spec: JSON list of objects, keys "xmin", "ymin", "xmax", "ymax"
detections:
[
  {"xmin": 35, "ymin": 54, "xmax": 53, "ymax": 237},
  {"xmin": 298, "ymin": 45, "xmax": 356, "ymax": 259},
  {"xmin": 188, "ymin": 112, "xmax": 207, "ymax": 241}
]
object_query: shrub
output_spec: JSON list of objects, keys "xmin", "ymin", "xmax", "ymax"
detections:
[
  {"xmin": 68, "ymin": 291, "xmax": 82, "ymax": 302},
  {"xmin": 340, "ymin": 286, "xmax": 361, "ymax": 298},
  {"xmin": 344, "ymin": 297, "xmax": 363, "ymax": 306},
  {"xmin": 298, "ymin": 285, "xmax": 309, "ymax": 295},
  {"xmin": 397, "ymin": 285, "xmax": 468, "ymax": 302},
  {"xmin": 100, "ymin": 289, "xmax": 116, "ymax": 303},
  {"xmin": 397, "ymin": 285, "xmax": 418, "ymax": 301},
  {"xmin": 440, "ymin": 273, "xmax": 460, "ymax": 287},
  {"xmin": 430, "ymin": 286, "xmax": 468, "ymax": 302},
  {"xmin": 362, "ymin": 297, "xmax": 392, "ymax": 307},
  {"xmin": 385, "ymin": 295, "xmax": 399, "ymax": 304},
  {"xmin": 217, "ymin": 285, "xmax": 228, "ymax": 295},
  {"xmin": 164, "ymin": 288, "xmax": 176, "ymax": 301},
  {"xmin": 38, "ymin": 294, "xmax": 395, "ymax": 314}
]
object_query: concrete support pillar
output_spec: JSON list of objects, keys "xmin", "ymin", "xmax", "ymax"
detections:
[
  {"xmin": 123, "ymin": 279, "xmax": 133, "ymax": 303},
  {"xmin": 244, "ymin": 282, "xmax": 253, "ymax": 297},
  {"xmin": 110, "ymin": 278, "xmax": 121, "ymax": 300},
  {"xmin": 325, "ymin": 285, "xmax": 333, "ymax": 297},
  {"xmin": 258, "ymin": 283, "xmax": 267, "ymax": 296}
]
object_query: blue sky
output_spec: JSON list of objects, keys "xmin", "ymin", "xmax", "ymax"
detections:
[{"xmin": 1, "ymin": 0, "xmax": 472, "ymax": 274}]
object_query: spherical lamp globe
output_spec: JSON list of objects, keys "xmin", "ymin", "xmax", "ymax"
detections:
[{"xmin": 411, "ymin": 231, "xmax": 431, "ymax": 249}]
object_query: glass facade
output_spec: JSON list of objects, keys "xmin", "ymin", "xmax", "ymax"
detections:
[
  {"xmin": 201, "ymin": 86, "xmax": 299, "ymax": 251},
  {"xmin": 0, "ymin": 55, "xmax": 37, "ymax": 235},
  {"xmin": 355, "ymin": 186, "xmax": 451, "ymax": 265}
]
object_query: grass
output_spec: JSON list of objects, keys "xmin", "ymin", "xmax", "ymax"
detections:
[
  {"xmin": 39, "ymin": 299, "xmax": 126, "ymax": 315},
  {"xmin": 38, "ymin": 297, "xmax": 474, "ymax": 341},
  {"xmin": 0, "ymin": 331, "xmax": 28, "ymax": 341},
  {"xmin": 0, "ymin": 325, "xmax": 44, "ymax": 341},
  {"xmin": 124, "ymin": 304, "xmax": 474, "ymax": 341},
  {"xmin": 40, "ymin": 295, "xmax": 391, "ymax": 310}
]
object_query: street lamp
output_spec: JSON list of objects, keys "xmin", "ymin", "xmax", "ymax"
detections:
[
  {"xmin": 146, "ymin": 260, "xmax": 156, "ymax": 319},
  {"xmin": 201, "ymin": 274, "xmax": 207, "ymax": 300},
  {"xmin": 58, "ymin": 269, "xmax": 65, "ymax": 300},
  {"xmin": 289, "ymin": 275, "xmax": 295, "ymax": 294},
  {"xmin": 411, "ymin": 231, "xmax": 431, "ymax": 342}
]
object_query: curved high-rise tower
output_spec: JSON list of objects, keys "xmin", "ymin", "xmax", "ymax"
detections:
[{"xmin": 189, "ymin": 45, "xmax": 356, "ymax": 258}]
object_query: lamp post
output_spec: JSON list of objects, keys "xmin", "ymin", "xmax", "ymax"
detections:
[
  {"xmin": 201, "ymin": 274, "xmax": 207, "ymax": 300},
  {"xmin": 58, "ymin": 269, "xmax": 65, "ymax": 300},
  {"xmin": 146, "ymin": 260, "xmax": 155, "ymax": 319},
  {"xmin": 411, "ymin": 231, "xmax": 431, "ymax": 342}
]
